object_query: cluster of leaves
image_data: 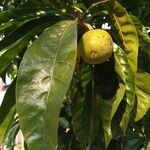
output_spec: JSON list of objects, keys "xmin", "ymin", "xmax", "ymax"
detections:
[{"xmin": 0, "ymin": 0, "xmax": 150, "ymax": 149}]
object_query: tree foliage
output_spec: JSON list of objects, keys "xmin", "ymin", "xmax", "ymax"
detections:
[{"xmin": 0, "ymin": 0, "xmax": 150, "ymax": 149}]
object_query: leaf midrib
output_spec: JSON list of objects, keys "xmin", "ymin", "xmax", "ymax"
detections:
[{"xmin": 44, "ymin": 22, "xmax": 73, "ymax": 149}]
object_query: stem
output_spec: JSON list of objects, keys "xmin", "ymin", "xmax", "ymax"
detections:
[
  {"xmin": 68, "ymin": 132, "xmax": 73, "ymax": 150},
  {"xmin": 86, "ymin": 145, "xmax": 91, "ymax": 150},
  {"xmin": 84, "ymin": 23, "xmax": 93, "ymax": 30},
  {"xmin": 86, "ymin": 65, "xmax": 95, "ymax": 150},
  {"xmin": 88, "ymin": 0, "xmax": 109, "ymax": 11},
  {"xmin": 72, "ymin": 6, "xmax": 83, "ymax": 13}
]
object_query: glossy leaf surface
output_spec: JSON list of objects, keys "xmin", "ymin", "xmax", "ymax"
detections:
[
  {"xmin": 114, "ymin": 44, "xmax": 135, "ymax": 133},
  {"xmin": 129, "ymin": 16, "xmax": 150, "ymax": 73},
  {"xmin": 101, "ymin": 83, "xmax": 125, "ymax": 148},
  {"xmin": 136, "ymin": 72, "xmax": 150, "ymax": 95},
  {"xmin": 16, "ymin": 20, "xmax": 77, "ymax": 150},
  {"xmin": 109, "ymin": 1, "xmax": 138, "ymax": 72},
  {"xmin": 135, "ymin": 87, "xmax": 150, "ymax": 121},
  {"xmin": 135, "ymin": 72, "xmax": 150, "ymax": 121}
]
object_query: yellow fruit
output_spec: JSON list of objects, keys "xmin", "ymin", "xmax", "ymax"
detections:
[{"xmin": 78, "ymin": 29, "xmax": 113, "ymax": 64}]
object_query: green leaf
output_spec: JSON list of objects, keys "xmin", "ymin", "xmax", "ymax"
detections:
[
  {"xmin": 139, "ymin": 34, "xmax": 150, "ymax": 55},
  {"xmin": 111, "ymin": 84, "xmax": 126, "ymax": 118},
  {"xmin": 0, "ymin": 21, "xmax": 57, "ymax": 75},
  {"xmin": 123, "ymin": 138, "xmax": 143, "ymax": 150},
  {"xmin": 130, "ymin": 15, "xmax": 148, "ymax": 33},
  {"xmin": 147, "ymin": 142, "xmax": 150, "ymax": 150},
  {"xmin": 0, "ymin": 8, "xmax": 58, "ymax": 44},
  {"xmin": 73, "ymin": 64, "xmax": 101, "ymax": 148},
  {"xmin": 0, "ymin": 79, "xmax": 16, "ymax": 144},
  {"xmin": 135, "ymin": 83, "xmax": 150, "ymax": 121},
  {"xmin": 0, "ymin": 79, "xmax": 16, "ymax": 125},
  {"xmin": 136, "ymin": 72, "xmax": 150, "ymax": 94},
  {"xmin": 0, "ymin": 16, "xmax": 60, "ymax": 52},
  {"xmin": 3, "ymin": 120, "xmax": 20, "ymax": 150},
  {"xmin": 16, "ymin": 20, "xmax": 77, "ymax": 150},
  {"xmin": 114, "ymin": 44, "xmax": 135, "ymax": 133},
  {"xmin": 143, "ymin": 110, "xmax": 150, "ymax": 139},
  {"xmin": 130, "ymin": 15, "xmax": 150, "ymax": 55},
  {"xmin": 0, "ymin": 16, "xmax": 35, "ymax": 32},
  {"xmin": 0, "ymin": 8, "xmax": 56, "ymax": 25},
  {"xmin": 138, "ymin": 51, "xmax": 150, "ymax": 73},
  {"xmin": 58, "ymin": 117, "xmax": 70, "ymax": 128},
  {"xmin": 109, "ymin": 1, "xmax": 138, "ymax": 72},
  {"xmin": 101, "ymin": 83, "xmax": 125, "ymax": 148},
  {"xmin": 130, "ymin": 15, "xmax": 150, "ymax": 72},
  {"xmin": 135, "ymin": 87, "xmax": 150, "ymax": 121}
]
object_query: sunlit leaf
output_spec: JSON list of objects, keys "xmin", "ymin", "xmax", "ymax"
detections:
[
  {"xmin": 135, "ymin": 79, "xmax": 150, "ymax": 120},
  {"xmin": 109, "ymin": 1, "xmax": 138, "ymax": 72},
  {"xmin": 130, "ymin": 15, "xmax": 150, "ymax": 55},
  {"xmin": 16, "ymin": 20, "xmax": 77, "ymax": 149},
  {"xmin": 130, "ymin": 15, "xmax": 148, "ymax": 34},
  {"xmin": 130, "ymin": 16, "xmax": 150, "ymax": 72},
  {"xmin": 101, "ymin": 83, "xmax": 126, "ymax": 148},
  {"xmin": 135, "ymin": 88, "xmax": 150, "ymax": 121},
  {"xmin": 114, "ymin": 44, "xmax": 135, "ymax": 133},
  {"xmin": 136, "ymin": 72, "xmax": 150, "ymax": 94},
  {"xmin": 147, "ymin": 142, "xmax": 150, "ymax": 150}
]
